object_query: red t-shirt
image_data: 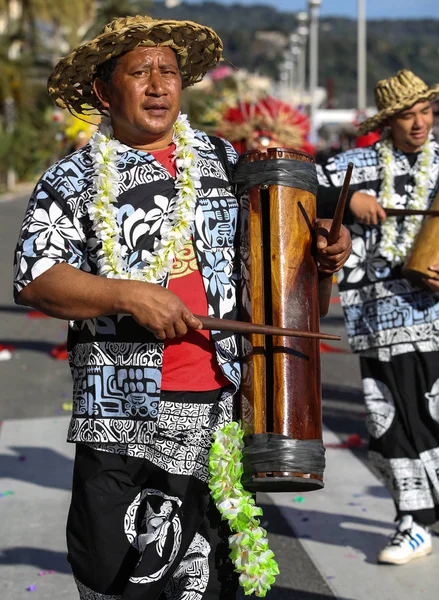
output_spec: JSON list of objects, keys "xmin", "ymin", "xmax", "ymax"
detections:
[{"xmin": 149, "ymin": 144, "xmax": 229, "ymax": 391}]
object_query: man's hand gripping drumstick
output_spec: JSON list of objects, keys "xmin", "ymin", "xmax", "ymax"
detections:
[{"xmin": 318, "ymin": 162, "xmax": 354, "ymax": 317}]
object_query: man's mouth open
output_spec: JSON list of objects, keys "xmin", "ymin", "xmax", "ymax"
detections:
[{"xmin": 144, "ymin": 104, "xmax": 168, "ymax": 115}]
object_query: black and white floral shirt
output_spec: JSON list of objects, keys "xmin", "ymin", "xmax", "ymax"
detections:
[
  {"xmin": 317, "ymin": 139, "xmax": 439, "ymax": 354},
  {"xmin": 14, "ymin": 130, "xmax": 241, "ymax": 444}
]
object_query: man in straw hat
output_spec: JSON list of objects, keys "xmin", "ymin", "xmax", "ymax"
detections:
[
  {"xmin": 13, "ymin": 14, "xmax": 351, "ymax": 600},
  {"xmin": 318, "ymin": 69, "xmax": 439, "ymax": 565}
]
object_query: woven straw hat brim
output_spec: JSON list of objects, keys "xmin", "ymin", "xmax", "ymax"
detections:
[
  {"xmin": 358, "ymin": 84, "xmax": 439, "ymax": 134},
  {"xmin": 47, "ymin": 17, "xmax": 223, "ymax": 115}
]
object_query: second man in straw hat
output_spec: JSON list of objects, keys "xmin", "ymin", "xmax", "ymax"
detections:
[{"xmin": 318, "ymin": 69, "xmax": 439, "ymax": 566}]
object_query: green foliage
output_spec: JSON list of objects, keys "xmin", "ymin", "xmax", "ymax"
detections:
[
  {"xmin": 0, "ymin": 89, "xmax": 60, "ymax": 182},
  {"xmin": 21, "ymin": 0, "xmax": 96, "ymax": 51},
  {"xmin": 182, "ymin": 76, "xmax": 239, "ymax": 131},
  {"xmin": 319, "ymin": 19, "xmax": 439, "ymax": 107},
  {"xmin": 144, "ymin": 0, "xmax": 297, "ymax": 32},
  {"xmin": 86, "ymin": 0, "xmax": 149, "ymax": 37}
]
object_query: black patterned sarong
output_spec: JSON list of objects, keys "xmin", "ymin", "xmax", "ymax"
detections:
[
  {"xmin": 360, "ymin": 349, "xmax": 439, "ymax": 526},
  {"xmin": 67, "ymin": 390, "xmax": 238, "ymax": 600}
]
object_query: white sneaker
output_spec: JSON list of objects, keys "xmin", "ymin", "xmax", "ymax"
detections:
[{"xmin": 377, "ymin": 515, "xmax": 432, "ymax": 565}]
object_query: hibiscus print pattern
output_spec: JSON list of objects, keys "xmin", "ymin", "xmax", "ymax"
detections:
[
  {"xmin": 13, "ymin": 130, "xmax": 241, "ymax": 443},
  {"xmin": 344, "ymin": 224, "xmax": 390, "ymax": 285},
  {"xmin": 29, "ymin": 202, "xmax": 80, "ymax": 253},
  {"xmin": 202, "ymin": 251, "xmax": 230, "ymax": 297}
]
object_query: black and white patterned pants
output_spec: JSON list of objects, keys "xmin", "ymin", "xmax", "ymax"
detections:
[
  {"xmin": 360, "ymin": 349, "xmax": 439, "ymax": 526},
  {"xmin": 67, "ymin": 390, "xmax": 238, "ymax": 600}
]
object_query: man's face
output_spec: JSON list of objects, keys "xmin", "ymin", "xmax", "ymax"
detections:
[
  {"xmin": 93, "ymin": 46, "xmax": 182, "ymax": 150},
  {"xmin": 389, "ymin": 100, "xmax": 433, "ymax": 153}
]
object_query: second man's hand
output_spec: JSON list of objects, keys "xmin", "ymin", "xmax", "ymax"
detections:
[
  {"xmin": 424, "ymin": 265, "xmax": 439, "ymax": 293},
  {"xmin": 350, "ymin": 191, "xmax": 387, "ymax": 225}
]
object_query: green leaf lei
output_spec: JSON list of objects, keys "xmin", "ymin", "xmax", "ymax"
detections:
[{"xmin": 208, "ymin": 422, "xmax": 279, "ymax": 597}]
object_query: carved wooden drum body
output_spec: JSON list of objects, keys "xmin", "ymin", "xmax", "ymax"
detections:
[{"xmin": 236, "ymin": 148, "xmax": 325, "ymax": 493}]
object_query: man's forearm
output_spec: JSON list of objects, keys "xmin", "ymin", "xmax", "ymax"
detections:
[{"xmin": 17, "ymin": 263, "xmax": 135, "ymax": 320}]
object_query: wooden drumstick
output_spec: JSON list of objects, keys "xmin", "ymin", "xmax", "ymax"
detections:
[
  {"xmin": 385, "ymin": 208, "xmax": 439, "ymax": 217},
  {"xmin": 194, "ymin": 314, "xmax": 341, "ymax": 341},
  {"xmin": 318, "ymin": 162, "xmax": 354, "ymax": 317}
]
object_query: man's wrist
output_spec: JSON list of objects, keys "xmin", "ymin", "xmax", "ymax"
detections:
[{"xmin": 111, "ymin": 279, "xmax": 138, "ymax": 315}]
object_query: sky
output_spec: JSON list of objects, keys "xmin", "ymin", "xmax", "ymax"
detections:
[{"xmin": 184, "ymin": 0, "xmax": 439, "ymax": 19}]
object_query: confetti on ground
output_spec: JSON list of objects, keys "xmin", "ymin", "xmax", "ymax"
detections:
[
  {"xmin": 0, "ymin": 344, "xmax": 15, "ymax": 351},
  {"xmin": 0, "ymin": 345, "xmax": 14, "ymax": 361},
  {"xmin": 50, "ymin": 343, "xmax": 68, "ymax": 360},
  {"xmin": 27, "ymin": 310, "xmax": 50, "ymax": 318},
  {"xmin": 326, "ymin": 434, "xmax": 365, "ymax": 449},
  {"xmin": 293, "ymin": 496, "xmax": 305, "ymax": 503},
  {"xmin": 18, "ymin": 455, "xmax": 26, "ymax": 462},
  {"xmin": 326, "ymin": 575, "xmax": 335, "ymax": 580},
  {"xmin": 62, "ymin": 402, "xmax": 73, "ymax": 411},
  {"xmin": 0, "ymin": 491, "xmax": 14, "ymax": 498},
  {"xmin": 348, "ymin": 502, "xmax": 361, "ymax": 506},
  {"xmin": 38, "ymin": 570, "xmax": 55, "ymax": 576},
  {"xmin": 329, "ymin": 297, "xmax": 340, "ymax": 304},
  {"xmin": 27, "ymin": 585, "xmax": 37, "ymax": 592},
  {"xmin": 301, "ymin": 517, "xmax": 309, "ymax": 521}
]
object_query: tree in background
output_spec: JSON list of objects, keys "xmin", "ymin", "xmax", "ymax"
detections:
[
  {"xmin": 86, "ymin": 0, "xmax": 147, "ymax": 37},
  {"xmin": 0, "ymin": 0, "xmax": 96, "ymax": 187},
  {"xmin": 5, "ymin": 0, "xmax": 95, "ymax": 56}
]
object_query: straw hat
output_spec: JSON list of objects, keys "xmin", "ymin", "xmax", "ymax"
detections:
[
  {"xmin": 359, "ymin": 69, "xmax": 439, "ymax": 134},
  {"xmin": 47, "ymin": 15, "xmax": 223, "ymax": 115}
]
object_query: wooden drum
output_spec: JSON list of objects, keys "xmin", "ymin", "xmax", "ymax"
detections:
[
  {"xmin": 402, "ymin": 191, "xmax": 439, "ymax": 283},
  {"xmin": 235, "ymin": 148, "xmax": 325, "ymax": 493}
]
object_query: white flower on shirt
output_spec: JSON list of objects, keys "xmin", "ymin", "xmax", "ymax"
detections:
[
  {"xmin": 122, "ymin": 207, "xmax": 151, "ymax": 250},
  {"xmin": 345, "ymin": 224, "xmax": 390, "ymax": 284},
  {"xmin": 28, "ymin": 203, "xmax": 78, "ymax": 253},
  {"xmin": 203, "ymin": 251, "xmax": 229, "ymax": 297},
  {"xmin": 144, "ymin": 195, "xmax": 174, "ymax": 237}
]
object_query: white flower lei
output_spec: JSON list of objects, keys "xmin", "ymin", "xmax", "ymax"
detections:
[
  {"xmin": 377, "ymin": 136, "xmax": 433, "ymax": 266},
  {"xmin": 88, "ymin": 113, "xmax": 201, "ymax": 283}
]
